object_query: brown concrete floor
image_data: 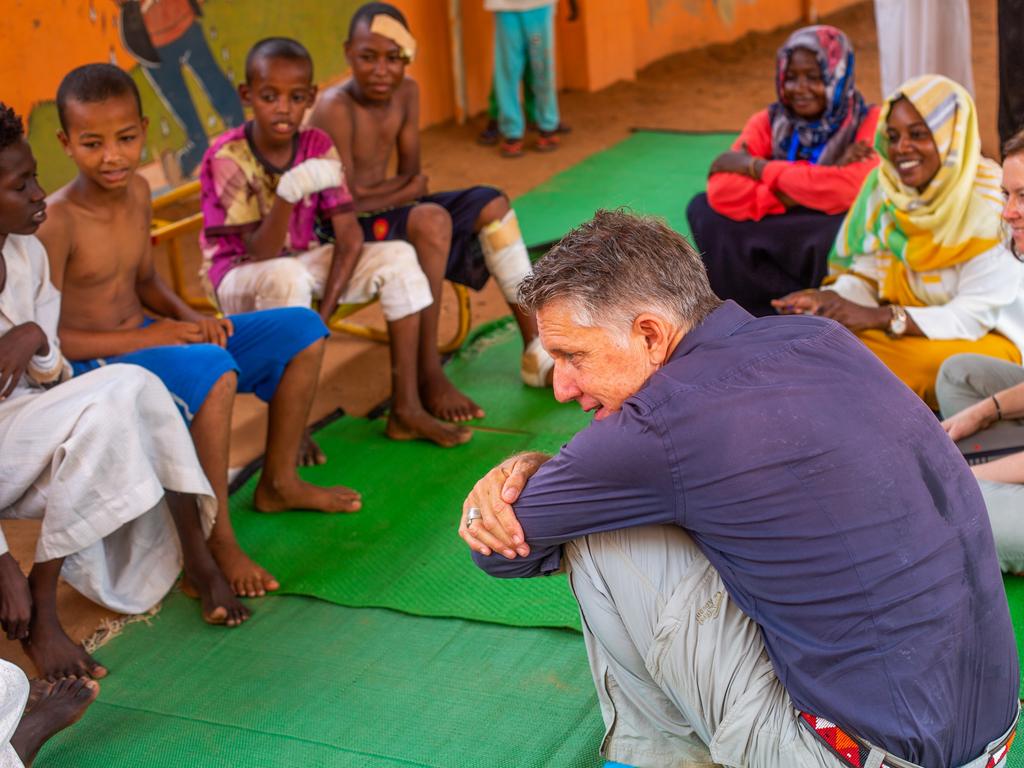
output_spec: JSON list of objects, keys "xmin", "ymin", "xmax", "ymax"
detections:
[{"xmin": 0, "ymin": 0, "xmax": 1000, "ymax": 674}]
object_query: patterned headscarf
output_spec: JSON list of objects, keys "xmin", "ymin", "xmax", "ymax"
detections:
[
  {"xmin": 830, "ymin": 75, "xmax": 1004, "ymax": 306},
  {"xmin": 768, "ymin": 25, "xmax": 867, "ymax": 166}
]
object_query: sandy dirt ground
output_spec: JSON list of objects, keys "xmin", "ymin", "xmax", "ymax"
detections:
[{"xmin": 0, "ymin": 0, "xmax": 1000, "ymax": 672}]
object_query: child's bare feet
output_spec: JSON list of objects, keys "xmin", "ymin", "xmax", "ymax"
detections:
[
  {"xmin": 297, "ymin": 430, "xmax": 327, "ymax": 467},
  {"xmin": 207, "ymin": 535, "xmax": 280, "ymax": 598},
  {"xmin": 0, "ymin": 552, "xmax": 32, "ymax": 641},
  {"xmin": 253, "ymin": 475, "xmax": 362, "ymax": 514},
  {"xmin": 21, "ymin": 620, "xmax": 107, "ymax": 681},
  {"xmin": 421, "ymin": 371, "xmax": 484, "ymax": 423},
  {"xmin": 386, "ymin": 406, "xmax": 472, "ymax": 447},
  {"xmin": 179, "ymin": 562, "xmax": 251, "ymax": 628},
  {"xmin": 11, "ymin": 677, "xmax": 99, "ymax": 767}
]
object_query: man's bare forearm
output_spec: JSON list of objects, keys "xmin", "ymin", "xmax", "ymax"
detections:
[
  {"xmin": 245, "ymin": 198, "xmax": 295, "ymax": 261},
  {"xmin": 57, "ymin": 325, "xmax": 153, "ymax": 360},
  {"xmin": 319, "ymin": 242, "xmax": 361, "ymax": 321},
  {"xmin": 973, "ymin": 450, "xmax": 1024, "ymax": 485},
  {"xmin": 137, "ymin": 275, "xmax": 190, "ymax": 320}
]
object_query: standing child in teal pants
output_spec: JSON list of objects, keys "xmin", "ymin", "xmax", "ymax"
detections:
[{"xmin": 486, "ymin": 0, "xmax": 564, "ymax": 157}]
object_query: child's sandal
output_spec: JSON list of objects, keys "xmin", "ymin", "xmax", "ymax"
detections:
[
  {"xmin": 500, "ymin": 138, "xmax": 525, "ymax": 158},
  {"xmin": 535, "ymin": 131, "xmax": 560, "ymax": 152}
]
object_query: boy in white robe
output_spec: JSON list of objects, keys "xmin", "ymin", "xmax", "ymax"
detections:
[{"xmin": 0, "ymin": 103, "xmax": 249, "ymax": 682}]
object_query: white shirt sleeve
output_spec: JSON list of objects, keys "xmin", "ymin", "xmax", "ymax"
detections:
[
  {"xmin": 25, "ymin": 238, "xmax": 69, "ymax": 386},
  {"xmin": 822, "ymin": 253, "xmax": 883, "ymax": 307},
  {"xmin": 905, "ymin": 246, "xmax": 1024, "ymax": 341}
]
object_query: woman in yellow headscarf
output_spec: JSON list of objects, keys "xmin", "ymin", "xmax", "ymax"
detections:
[{"xmin": 774, "ymin": 75, "xmax": 1024, "ymax": 407}]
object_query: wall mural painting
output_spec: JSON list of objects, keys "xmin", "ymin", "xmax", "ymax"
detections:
[
  {"xmin": 119, "ymin": 0, "xmax": 244, "ymax": 182},
  {"xmin": 19, "ymin": 0, "xmax": 361, "ymax": 193}
]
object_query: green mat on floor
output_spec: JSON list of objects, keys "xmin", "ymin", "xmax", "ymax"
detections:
[
  {"xmin": 38, "ymin": 594, "xmax": 605, "ymax": 768},
  {"xmin": 232, "ymin": 320, "xmax": 590, "ymax": 631},
  {"xmin": 1004, "ymin": 576, "xmax": 1024, "ymax": 700},
  {"xmin": 1004, "ymin": 577, "xmax": 1024, "ymax": 768},
  {"xmin": 514, "ymin": 130, "xmax": 736, "ymax": 248}
]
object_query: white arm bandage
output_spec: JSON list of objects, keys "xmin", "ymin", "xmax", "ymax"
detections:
[{"xmin": 276, "ymin": 158, "xmax": 343, "ymax": 204}]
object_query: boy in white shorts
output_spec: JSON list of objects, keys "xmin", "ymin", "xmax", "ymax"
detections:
[{"xmin": 200, "ymin": 37, "xmax": 470, "ymax": 447}]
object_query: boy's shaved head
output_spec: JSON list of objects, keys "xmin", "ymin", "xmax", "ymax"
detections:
[
  {"xmin": 57, "ymin": 63, "xmax": 143, "ymax": 132},
  {"xmin": 245, "ymin": 37, "xmax": 314, "ymax": 83},
  {"xmin": 347, "ymin": 2, "xmax": 408, "ymax": 41},
  {"xmin": 0, "ymin": 104, "xmax": 24, "ymax": 153}
]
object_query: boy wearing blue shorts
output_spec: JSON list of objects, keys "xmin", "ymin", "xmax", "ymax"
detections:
[{"xmin": 38, "ymin": 63, "xmax": 362, "ymax": 600}]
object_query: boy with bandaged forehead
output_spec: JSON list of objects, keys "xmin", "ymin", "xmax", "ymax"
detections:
[{"xmin": 309, "ymin": 3, "xmax": 553, "ymax": 425}]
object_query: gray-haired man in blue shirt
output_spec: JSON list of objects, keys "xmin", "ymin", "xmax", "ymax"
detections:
[{"xmin": 459, "ymin": 210, "xmax": 1019, "ymax": 768}]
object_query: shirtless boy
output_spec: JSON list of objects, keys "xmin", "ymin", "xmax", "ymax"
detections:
[
  {"xmin": 201, "ymin": 38, "xmax": 470, "ymax": 448},
  {"xmin": 0, "ymin": 103, "xmax": 247, "ymax": 685},
  {"xmin": 37, "ymin": 64, "xmax": 359, "ymax": 600},
  {"xmin": 309, "ymin": 3, "xmax": 554, "ymax": 418}
]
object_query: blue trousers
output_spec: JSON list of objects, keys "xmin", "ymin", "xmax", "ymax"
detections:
[
  {"xmin": 71, "ymin": 308, "xmax": 327, "ymax": 423},
  {"xmin": 493, "ymin": 6, "xmax": 560, "ymax": 139},
  {"xmin": 143, "ymin": 21, "xmax": 245, "ymax": 176}
]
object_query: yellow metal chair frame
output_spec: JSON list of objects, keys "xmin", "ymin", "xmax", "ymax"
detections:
[{"xmin": 150, "ymin": 182, "xmax": 472, "ymax": 354}]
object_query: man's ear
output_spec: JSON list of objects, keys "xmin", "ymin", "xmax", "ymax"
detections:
[
  {"xmin": 140, "ymin": 116, "xmax": 150, "ymax": 136},
  {"xmin": 307, "ymin": 84, "xmax": 319, "ymax": 106},
  {"xmin": 633, "ymin": 313, "xmax": 671, "ymax": 364},
  {"xmin": 238, "ymin": 83, "xmax": 251, "ymax": 107}
]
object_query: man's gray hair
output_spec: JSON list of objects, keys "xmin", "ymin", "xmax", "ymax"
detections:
[{"xmin": 518, "ymin": 209, "xmax": 721, "ymax": 338}]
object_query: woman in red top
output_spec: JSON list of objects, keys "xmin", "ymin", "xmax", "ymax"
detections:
[{"xmin": 686, "ymin": 25, "xmax": 881, "ymax": 316}]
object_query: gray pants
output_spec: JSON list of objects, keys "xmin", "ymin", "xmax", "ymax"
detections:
[
  {"xmin": 565, "ymin": 526, "xmax": 1019, "ymax": 768},
  {"xmin": 565, "ymin": 526, "xmax": 843, "ymax": 768},
  {"xmin": 936, "ymin": 354, "xmax": 1024, "ymax": 573}
]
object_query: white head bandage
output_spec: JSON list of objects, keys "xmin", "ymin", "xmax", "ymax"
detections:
[{"xmin": 369, "ymin": 14, "xmax": 417, "ymax": 63}]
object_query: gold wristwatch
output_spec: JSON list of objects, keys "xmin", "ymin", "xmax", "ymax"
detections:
[{"xmin": 887, "ymin": 305, "xmax": 908, "ymax": 338}]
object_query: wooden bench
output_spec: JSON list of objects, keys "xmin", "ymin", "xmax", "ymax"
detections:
[{"xmin": 150, "ymin": 180, "xmax": 471, "ymax": 353}]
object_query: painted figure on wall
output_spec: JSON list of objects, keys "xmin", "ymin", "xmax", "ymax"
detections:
[{"xmin": 118, "ymin": 0, "xmax": 244, "ymax": 179}]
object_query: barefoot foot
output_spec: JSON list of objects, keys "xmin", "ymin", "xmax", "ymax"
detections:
[
  {"xmin": 11, "ymin": 677, "xmax": 99, "ymax": 766},
  {"xmin": 21, "ymin": 621, "xmax": 107, "ymax": 681},
  {"xmin": 180, "ymin": 565, "xmax": 251, "ymax": 628},
  {"xmin": 207, "ymin": 535, "xmax": 280, "ymax": 597},
  {"xmin": 386, "ymin": 407, "xmax": 472, "ymax": 447},
  {"xmin": 297, "ymin": 430, "xmax": 327, "ymax": 467},
  {"xmin": 421, "ymin": 371, "xmax": 484, "ymax": 423},
  {"xmin": 253, "ymin": 475, "xmax": 362, "ymax": 514},
  {"xmin": 26, "ymin": 679, "xmax": 49, "ymax": 710}
]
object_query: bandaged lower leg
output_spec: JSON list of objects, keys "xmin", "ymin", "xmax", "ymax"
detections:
[
  {"xmin": 520, "ymin": 337, "xmax": 554, "ymax": 388},
  {"xmin": 480, "ymin": 209, "xmax": 531, "ymax": 304},
  {"xmin": 479, "ymin": 210, "xmax": 553, "ymax": 387}
]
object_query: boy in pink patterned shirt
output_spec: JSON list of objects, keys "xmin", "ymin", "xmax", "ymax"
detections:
[
  {"xmin": 200, "ymin": 124, "xmax": 354, "ymax": 292},
  {"xmin": 200, "ymin": 37, "xmax": 471, "ymax": 447}
]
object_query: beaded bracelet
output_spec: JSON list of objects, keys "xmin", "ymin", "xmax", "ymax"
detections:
[{"xmin": 992, "ymin": 393, "xmax": 1004, "ymax": 421}]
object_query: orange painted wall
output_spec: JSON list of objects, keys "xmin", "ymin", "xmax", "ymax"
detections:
[
  {"xmin": 5, "ymin": 0, "xmax": 862, "ymax": 189},
  {"xmin": 561, "ymin": 0, "xmax": 863, "ymax": 93},
  {"xmin": 0, "ymin": 0, "xmax": 134, "ymax": 124},
  {"xmin": 439, "ymin": 0, "xmax": 862, "ymax": 117},
  {"xmin": 2, "ymin": 0, "xmax": 864, "ymax": 130}
]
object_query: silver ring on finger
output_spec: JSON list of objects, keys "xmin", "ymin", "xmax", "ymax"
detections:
[{"xmin": 467, "ymin": 506, "xmax": 482, "ymax": 524}]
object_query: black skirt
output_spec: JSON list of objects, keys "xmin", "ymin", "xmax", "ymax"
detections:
[{"xmin": 686, "ymin": 192, "xmax": 844, "ymax": 317}]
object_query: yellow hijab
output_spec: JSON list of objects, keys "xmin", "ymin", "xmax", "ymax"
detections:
[{"xmin": 830, "ymin": 75, "xmax": 1004, "ymax": 306}]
